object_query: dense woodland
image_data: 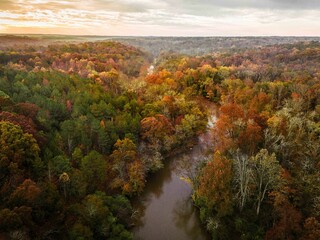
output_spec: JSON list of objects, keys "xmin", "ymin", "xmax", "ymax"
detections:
[
  {"xmin": 0, "ymin": 40, "xmax": 207, "ymax": 239},
  {"xmin": 191, "ymin": 42, "xmax": 320, "ymax": 239},
  {"xmin": 0, "ymin": 37, "xmax": 319, "ymax": 239}
]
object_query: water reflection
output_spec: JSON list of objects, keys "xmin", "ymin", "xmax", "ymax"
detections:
[
  {"xmin": 172, "ymin": 196, "xmax": 207, "ymax": 240},
  {"xmin": 133, "ymin": 162, "xmax": 173, "ymax": 228},
  {"xmin": 133, "ymin": 145, "xmax": 210, "ymax": 240},
  {"xmin": 133, "ymin": 110, "xmax": 216, "ymax": 240}
]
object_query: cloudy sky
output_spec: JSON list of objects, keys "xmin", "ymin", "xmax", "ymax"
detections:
[{"xmin": 0, "ymin": 0, "xmax": 319, "ymax": 36}]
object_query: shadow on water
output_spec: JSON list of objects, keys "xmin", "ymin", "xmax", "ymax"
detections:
[
  {"xmin": 133, "ymin": 106, "xmax": 217, "ymax": 240},
  {"xmin": 132, "ymin": 161, "xmax": 173, "ymax": 229},
  {"xmin": 132, "ymin": 146, "xmax": 211, "ymax": 240},
  {"xmin": 172, "ymin": 196, "xmax": 208, "ymax": 240}
]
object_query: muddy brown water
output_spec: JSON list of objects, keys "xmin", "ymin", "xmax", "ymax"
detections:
[{"xmin": 133, "ymin": 114, "xmax": 217, "ymax": 240}]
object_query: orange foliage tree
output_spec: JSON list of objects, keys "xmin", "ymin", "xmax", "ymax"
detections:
[{"xmin": 196, "ymin": 151, "xmax": 233, "ymax": 217}]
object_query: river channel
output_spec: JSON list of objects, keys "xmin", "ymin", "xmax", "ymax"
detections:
[{"xmin": 133, "ymin": 111, "xmax": 217, "ymax": 240}]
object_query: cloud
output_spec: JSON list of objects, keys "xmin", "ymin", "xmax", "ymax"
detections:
[
  {"xmin": 165, "ymin": 0, "xmax": 320, "ymax": 11},
  {"xmin": 0, "ymin": 0, "xmax": 319, "ymax": 36}
]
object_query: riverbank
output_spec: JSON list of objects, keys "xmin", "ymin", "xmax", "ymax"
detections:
[{"xmin": 131, "ymin": 102, "xmax": 217, "ymax": 239}]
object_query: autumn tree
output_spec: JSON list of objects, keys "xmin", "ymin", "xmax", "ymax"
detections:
[
  {"xmin": 110, "ymin": 138, "xmax": 145, "ymax": 194},
  {"xmin": 250, "ymin": 149, "xmax": 281, "ymax": 215},
  {"xmin": 266, "ymin": 188, "xmax": 302, "ymax": 240},
  {"xmin": 196, "ymin": 151, "xmax": 233, "ymax": 217},
  {"xmin": 238, "ymin": 119, "xmax": 263, "ymax": 155},
  {"xmin": 0, "ymin": 111, "xmax": 39, "ymax": 143},
  {"xmin": 140, "ymin": 114, "xmax": 175, "ymax": 148},
  {"xmin": 231, "ymin": 150, "xmax": 251, "ymax": 211},
  {"xmin": 0, "ymin": 121, "xmax": 41, "ymax": 196},
  {"xmin": 8, "ymin": 179, "xmax": 41, "ymax": 207},
  {"xmin": 213, "ymin": 103, "xmax": 245, "ymax": 152},
  {"xmin": 301, "ymin": 217, "xmax": 320, "ymax": 240}
]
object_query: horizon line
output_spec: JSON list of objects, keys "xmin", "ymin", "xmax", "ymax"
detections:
[{"xmin": 1, "ymin": 33, "xmax": 320, "ymax": 38}]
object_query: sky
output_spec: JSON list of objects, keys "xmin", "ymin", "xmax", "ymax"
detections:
[{"xmin": 0, "ymin": 0, "xmax": 320, "ymax": 36}]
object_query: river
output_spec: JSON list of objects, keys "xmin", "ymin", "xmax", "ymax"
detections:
[{"xmin": 133, "ymin": 109, "xmax": 217, "ymax": 240}]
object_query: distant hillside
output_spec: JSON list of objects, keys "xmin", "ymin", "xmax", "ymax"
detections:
[
  {"xmin": 114, "ymin": 36, "xmax": 320, "ymax": 56},
  {"xmin": 0, "ymin": 34, "xmax": 319, "ymax": 56}
]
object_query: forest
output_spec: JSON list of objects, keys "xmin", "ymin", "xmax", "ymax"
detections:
[{"xmin": 0, "ymin": 36, "xmax": 319, "ymax": 240}]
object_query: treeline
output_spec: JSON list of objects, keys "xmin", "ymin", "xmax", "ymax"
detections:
[
  {"xmin": 0, "ymin": 41, "xmax": 207, "ymax": 239},
  {"xmin": 116, "ymin": 37, "xmax": 320, "ymax": 56}
]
